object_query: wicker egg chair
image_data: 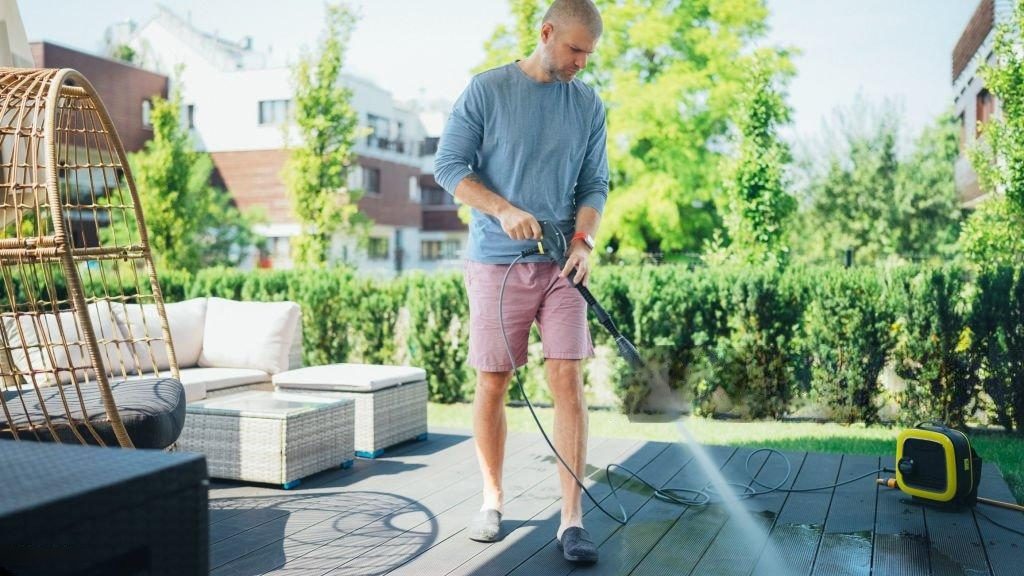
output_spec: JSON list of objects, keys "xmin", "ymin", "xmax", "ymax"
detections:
[{"xmin": 0, "ymin": 68, "xmax": 185, "ymax": 449}]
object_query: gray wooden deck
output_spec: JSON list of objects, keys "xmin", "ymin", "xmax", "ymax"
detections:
[{"xmin": 207, "ymin": 427, "xmax": 1024, "ymax": 575}]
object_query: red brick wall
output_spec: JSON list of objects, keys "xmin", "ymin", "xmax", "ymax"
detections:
[
  {"xmin": 31, "ymin": 42, "xmax": 168, "ymax": 153},
  {"xmin": 356, "ymin": 156, "xmax": 422, "ymax": 228},
  {"xmin": 422, "ymin": 209, "xmax": 465, "ymax": 231},
  {"xmin": 211, "ymin": 150, "xmax": 424, "ymax": 228},
  {"xmin": 209, "ymin": 149, "xmax": 293, "ymax": 221},
  {"xmin": 953, "ymin": 0, "xmax": 994, "ymax": 82},
  {"xmin": 418, "ymin": 173, "xmax": 467, "ymax": 232}
]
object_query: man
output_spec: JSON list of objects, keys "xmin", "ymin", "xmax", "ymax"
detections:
[{"xmin": 433, "ymin": 0, "xmax": 608, "ymax": 565}]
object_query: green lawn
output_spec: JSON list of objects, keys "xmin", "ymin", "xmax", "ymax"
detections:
[{"xmin": 428, "ymin": 402, "xmax": 1024, "ymax": 504}]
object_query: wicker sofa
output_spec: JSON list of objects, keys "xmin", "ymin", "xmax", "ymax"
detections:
[
  {"xmin": 111, "ymin": 297, "xmax": 304, "ymax": 403},
  {"xmin": 156, "ymin": 297, "xmax": 429, "ymax": 457}
]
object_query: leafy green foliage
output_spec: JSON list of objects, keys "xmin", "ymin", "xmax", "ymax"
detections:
[
  {"xmin": 284, "ymin": 3, "xmax": 368, "ymax": 267},
  {"xmin": 894, "ymin": 114, "xmax": 963, "ymax": 257},
  {"xmin": 795, "ymin": 103, "xmax": 961, "ymax": 264},
  {"xmin": 959, "ymin": 196, "xmax": 1024, "ymax": 268},
  {"xmin": 401, "ymin": 272, "xmax": 471, "ymax": 403},
  {"xmin": 476, "ymin": 0, "xmax": 793, "ymax": 259},
  {"xmin": 973, "ymin": 0, "xmax": 1024, "ymax": 216},
  {"xmin": 155, "ymin": 262, "xmax": 1024, "ymax": 424},
  {"xmin": 801, "ymin": 267, "xmax": 893, "ymax": 424},
  {"xmin": 109, "ymin": 44, "xmax": 136, "ymax": 64},
  {"xmin": 706, "ymin": 56, "xmax": 795, "ymax": 267},
  {"xmin": 701, "ymin": 268, "xmax": 804, "ymax": 418},
  {"xmin": 474, "ymin": 0, "xmax": 544, "ymax": 72},
  {"xmin": 969, "ymin": 267, "xmax": 1024, "ymax": 431},
  {"xmin": 887, "ymin": 266, "xmax": 978, "ymax": 427},
  {"xmin": 125, "ymin": 92, "xmax": 260, "ymax": 272}
]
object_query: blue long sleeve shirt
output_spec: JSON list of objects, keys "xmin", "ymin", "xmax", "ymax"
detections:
[{"xmin": 433, "ymin": 62, "xmax": 609, "ymax": 264}]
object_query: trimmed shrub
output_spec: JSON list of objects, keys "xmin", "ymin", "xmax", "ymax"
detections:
[
  {"xmin": 699, "ymin": 267, "xmax": 804, "ymax": 419},
  {"xmin": 403, "ymin": 271, "xmax": 471, "ymax": 403},
  {"xmin": 803, "ymin": 267, "xmax": 893, "ymax": 424},
  {"xmin": 619, "ymin": 266, "xmax": 727, "ymax": 415},
  {"xmin": 888, "ymin": 266, "xmax": 978, "ymax": 427},
  {"xmin": 970, "ymin": 267, "xmax": 1024, "ymax": 431}
]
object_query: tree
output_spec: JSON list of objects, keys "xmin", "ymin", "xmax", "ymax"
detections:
[
  {"xmin": 109, "ymin": 44, "xmax": 136, "ymax": 65},
  {"xmin": 477, "ymin": 0, "xmax": 793, "ymax": 260},
  {"xmin": 795, "ymin": 101, "xmax": 961, "ymax": 265},
  {"xmin": 125, "ymin": 92, "xmax": 260, "ymax": 271},
  {"xmin": 283, "ymin": 2, "xmax": 368, "ymax": 268},
  {"xmin": 958, "ymin": 1, "xmax": 1024, "ymax": 269},
  {"xmin": 972, "ymin": 0, "xmax": 1024, "ymax": 216},
  {"xmin": 894, "ymin": 114, "xmax": 962, "ymax": 258},
  {"xmin": 959, "ymin": 196, "xmax": 1024, "ymax": 268},
  {"xmin": 475, "ymin": 0, "xmax": 544, "ymax": 73},
  {"xmin": 705, "ymin": 56, "xmax": 795, "ymax": 267}
]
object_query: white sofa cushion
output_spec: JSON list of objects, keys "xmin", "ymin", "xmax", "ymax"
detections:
[
  {"xmin": 273, "ymin": 363, "xmax": 427, "ymax": 392},
  {"xmin": 178, "ymin": 366, "xmax": 269, "ymax": 393},
  {"xmin": 2, "ymin": 303, "xmax": 137, "ymax": 385},
  {"xmin": 198, "ymin": 298, "xmax": 300, "ymax": 375},
  {"xmin": 112, "ymin": 298, "xmax": 207, "ymax": 370},
  {"xmin": 122, "ymin": 371, "xmax": 207, "ymax": 403}
]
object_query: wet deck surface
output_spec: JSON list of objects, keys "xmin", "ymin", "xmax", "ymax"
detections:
[{"xmin": 206, "ymin": 428, "xmax": 1024, "ymax": 575}]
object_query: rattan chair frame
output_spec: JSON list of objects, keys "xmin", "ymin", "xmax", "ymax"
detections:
[{"xmin": 0, "ymin": 68, "xmax": 181, "ymax": 448}]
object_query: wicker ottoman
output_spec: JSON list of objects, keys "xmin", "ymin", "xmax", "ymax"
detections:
[
  {"xmin": 273, "ymin": 364, "xmax": 428, "ymax": 458},
  {"xmin": 176, "ymin": 390, "xmax": 355, "ymax": 489}
]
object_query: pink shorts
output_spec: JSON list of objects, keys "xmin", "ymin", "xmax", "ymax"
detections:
[{"xmin": 463, "ymin": 260, "xmax": 594, "ymax": 372}]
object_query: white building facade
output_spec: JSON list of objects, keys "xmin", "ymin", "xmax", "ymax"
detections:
[
  {"xmin": 112, "ymin": 6, "xmax": 466, "ymax": 276},
  {"xmin": 952, "ymin": 0, "xmax": 1016, "ymax": 207}
]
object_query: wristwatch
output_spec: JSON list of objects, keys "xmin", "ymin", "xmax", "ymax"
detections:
[{"xmin": 572, "ymin": 231, "xmax": 595, "ymax": 251}]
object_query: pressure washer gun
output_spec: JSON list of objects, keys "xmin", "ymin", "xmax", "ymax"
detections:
[{"xmin": 521, "ymin": 220, "xmax": 642, "ymax": 370}]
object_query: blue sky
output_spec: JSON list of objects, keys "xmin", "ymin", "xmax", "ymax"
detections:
[{"xmin": 22, "ymin": 0, "xmax": 979, "ymax": 144}]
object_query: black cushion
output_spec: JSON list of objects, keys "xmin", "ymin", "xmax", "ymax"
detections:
[{"xmin": 0, "ymin": 377, "xmax": 186, "ymax": 449}]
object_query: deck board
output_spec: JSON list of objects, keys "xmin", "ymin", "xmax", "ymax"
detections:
[{"xmin": 203, "ymin": 427, "xmax": 1024, "ymax": 576}]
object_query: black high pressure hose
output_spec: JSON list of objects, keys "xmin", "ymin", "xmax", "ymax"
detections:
[
  {"xmin": 520, "ymin": 221, "xmax": 642, "ymax": 368},
  {"xmin": 497, "ymin": 221, "xmax": 892, "ymax": 526}
]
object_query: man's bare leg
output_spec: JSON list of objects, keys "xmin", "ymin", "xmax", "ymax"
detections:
[
  {"xmin": 545, "ymin": 358, "xmax": 588, "ymax": 539},
  {"xmin": 474, "ymin": 369, "xmax": 512, "ymax": 512}
]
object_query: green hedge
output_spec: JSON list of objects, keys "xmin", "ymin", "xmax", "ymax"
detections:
[
  {"xmin": 887, "ymin": 266, "xmax": 978, "ymax": 427},
  {"xmin": 802, "ymin": 267, "xmax": 892, "ymax": 424},
  {"xmin": 157, "ymin": 263, "xmax": 1024, "ymax": 428},
  {"xmin": 970, "ymin": 267, "xmax": 1024, "ymax": 431}
]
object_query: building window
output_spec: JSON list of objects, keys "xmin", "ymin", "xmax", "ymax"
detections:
[
  {"xmin": 258, "ymin": 99, "xmax": 291, "ymax": 125},
  {"xmin": 958, "ymin": 112, "xmax": 966, "ymax": 155},
  {"xmin": 183, "ymin": 104, "xmax": 195, "ymax": 129},
  {"xmin": 367, "ymin": 113, "xmax": 389, "ymax": 147},
  {"xmin": 422, "ymin": 186, "xmax": 453, "ymax": 206},
  {"xmin": 142, "ymin": 99, "xmax": 152, "ymax": 128},
  {"xmin": 367, "ymin": 237, "xmax": 389, "ymax": 260},
  {"xmin": 363, "ymin": 166, "xmax": 380, "ymax": 194},
  {"xmin": 976, "ymin": 88, "xmax": 995, "ymax": 136},
  {"xmin": 421, "ymin": 240, "xmax": 460, "ymax": 261},
  {"xmin": 420, "ymin": 137, "xmax": 439, "ymax": 156},
  {"xmin": 409, "ymin": 176, "xmax": 420, "ymax": 203}
]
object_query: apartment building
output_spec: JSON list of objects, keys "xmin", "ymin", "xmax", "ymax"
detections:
[
  {"xmin": 30, "ymin": 41, "xmax": 169, "ymax": 248},
  {"xmin": 952, "ymin": 0, "xmax": 1015, "ymax": 207},
  {"xmin": 109, "ymin": 6, "xmax": 466, "ymax": 275},
  {"xmin": 31, "ymin": 41, "xmax": 169, "ymax": 154}
]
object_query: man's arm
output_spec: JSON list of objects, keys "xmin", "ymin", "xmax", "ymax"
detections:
[
  {"xmin": 453, "ymin": 174, "xmax": 541, "ymax": 241},
  {"xmin": 573, "ymin": 205, "xmax": 602, "ymax": 245},
  {"xmin": 434, "ymin": 78, "xmax": 541, "ymax": 241},
  {"xmin": 562, "ymin": 98, "xmax": 610, "ymax": 285}
]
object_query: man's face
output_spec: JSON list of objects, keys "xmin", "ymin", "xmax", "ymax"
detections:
[{"xmin": 540, "ymin": 21, "xmax": 598, "ymax": 83}]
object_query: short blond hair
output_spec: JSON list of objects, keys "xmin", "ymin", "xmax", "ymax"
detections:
[{"xmin": 543, "ymin": 0, "xmax": 603, "ymax": 38}]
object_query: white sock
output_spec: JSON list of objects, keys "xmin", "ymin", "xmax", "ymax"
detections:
[{"xmin": 480, "ymin": 502, "xmax": 503, "ymax": 514}]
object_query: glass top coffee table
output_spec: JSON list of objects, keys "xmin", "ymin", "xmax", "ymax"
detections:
[{"xmin": 176, "ymin": 390, "xmax": 355, "ymax": 488}]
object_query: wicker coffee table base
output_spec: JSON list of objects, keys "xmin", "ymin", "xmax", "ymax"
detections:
[{"xmin": 176, "ymin": 391, "xmax": 355, "ymax": 488}]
